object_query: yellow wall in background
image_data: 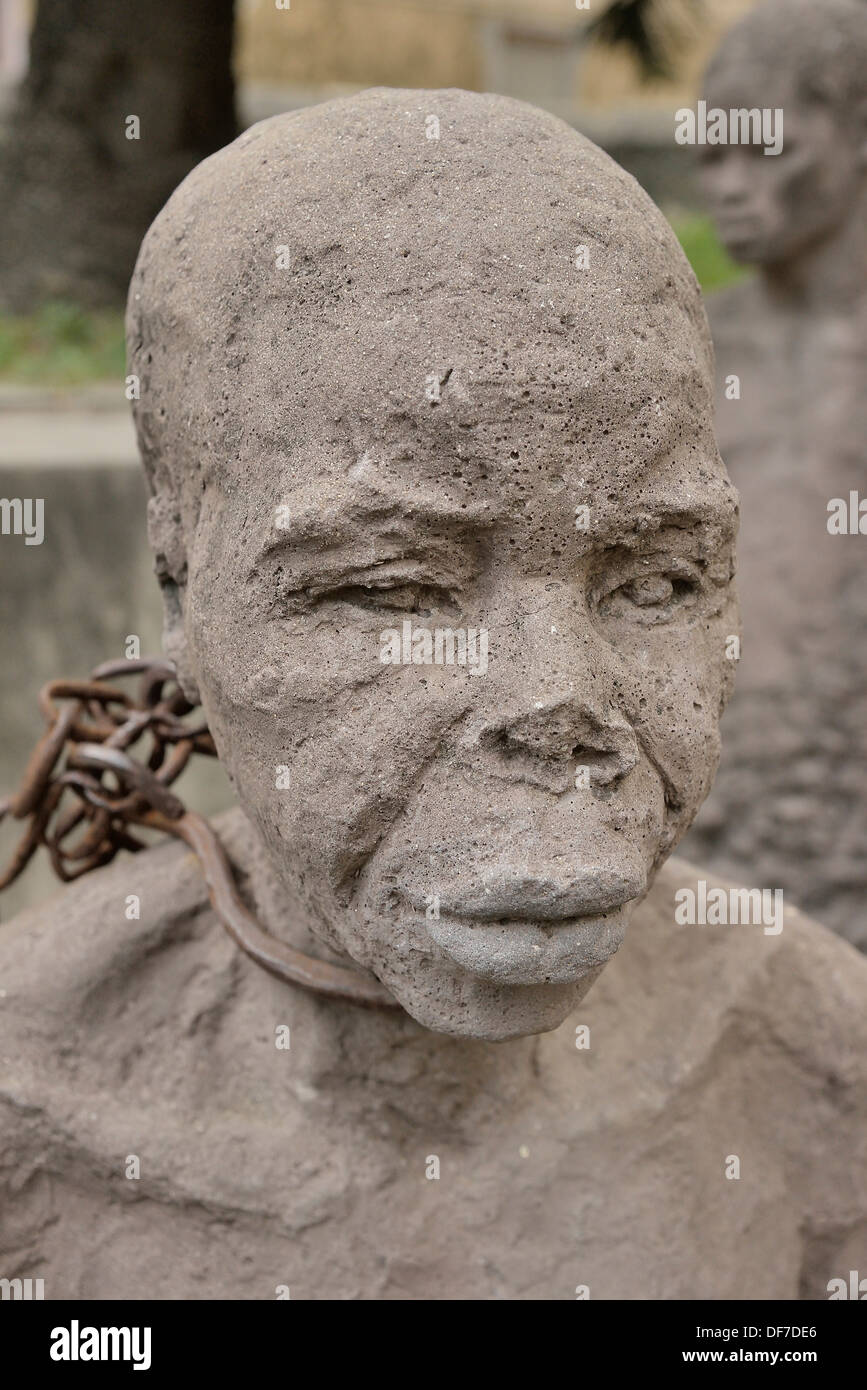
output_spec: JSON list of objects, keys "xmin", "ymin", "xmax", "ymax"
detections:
[
  {"xmin": 235, "ymin": 0, "xmax": 482, "ymax": 92},
  {"xmin": 235, "ymin": 0, "xmax": 759, "ymax": 113}
]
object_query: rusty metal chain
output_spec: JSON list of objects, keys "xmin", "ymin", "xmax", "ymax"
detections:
[{"xmin": 0, "ymin": 658, "xmax": 395, "ymax": 1008}]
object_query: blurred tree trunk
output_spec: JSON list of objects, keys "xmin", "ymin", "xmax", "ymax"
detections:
[{"xmin": 0, "ymin": 0, "xmax": 236, "ymax": 311}]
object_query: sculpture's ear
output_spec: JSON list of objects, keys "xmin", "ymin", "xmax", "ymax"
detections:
[{"xmin": 146, "ymin": 490, "xmax": 200, "ymax": 704}]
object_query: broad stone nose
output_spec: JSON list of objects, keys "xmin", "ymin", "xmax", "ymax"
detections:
[
  {"xmin": 468, "ymin": 581, "xmax": 639, "ymax": 790},
  {"xmin": 477, "ymin": 698, "xmax": 639, "ymax": 791}
]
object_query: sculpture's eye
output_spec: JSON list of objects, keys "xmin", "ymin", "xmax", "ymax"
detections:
[
  {"xmin": 622, "ymin": 575, "xmax": 675, "ymax": 606},
  {"xmin": 322, "ymin": 581, "xmax": 456, "ymax": 616},
  {"xmin": 596, "ymin": 569, "xmax": 700, "ymax": 624}
]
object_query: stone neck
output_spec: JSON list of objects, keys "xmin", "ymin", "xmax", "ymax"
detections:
[
  {"xmin": 760, "ymin": 192, "xmax": 867, "ymax": 316},
  {"xmin": 227, "ymin": 806, "xmax": 546, "ymax": 1106}
]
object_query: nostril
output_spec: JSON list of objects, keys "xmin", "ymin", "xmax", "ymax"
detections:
[
  {"xmin": 572, "ymin": 745, "xmax": 629, "ymax": 787},
  {"xmin": 573, "ymin": 745, "xmax": 605, "ymax": 763},
  {"xmin": 476, "ymin": 713, "xmax": 638, "ymax": 791},
  {"xmin": 484, "ymin": 728, "xmax": 525, "ymax": 759}
]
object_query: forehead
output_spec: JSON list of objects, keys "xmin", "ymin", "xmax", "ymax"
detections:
[
  {"xmin": 254, "ymin": 454, "xmax": 734, "ymax": 563},
  {"xmin": 130, "ymin": 90, "xmax": 715, "ymax": 532},
  {"xmin": 240, "ymin": 362, "xmax": 734, "ymax": 572},
  {"xmin": 703, "ymin": 63, "xmax": 815, "ymax": 118},
  {"xmin": 231, "ymin": 283, "xmax": 715, "ymax": 485},
  {"xmin": 187, "ymin": 262, "xmax": 736, "ymax": 583},
  {"xmin": 205, "ymin": 281, "xmax": 731, "ymax": 571}
]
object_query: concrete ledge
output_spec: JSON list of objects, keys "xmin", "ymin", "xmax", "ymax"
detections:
[{"xmin": 0, "ymin": 386, "xmax": 138, "ymax": 467}]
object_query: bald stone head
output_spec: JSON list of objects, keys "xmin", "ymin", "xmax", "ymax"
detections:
[
  {"xmin": 700, "ymin": 0, "xmax": 867, "ymax": 267},
  {"xmin": 127, "ymin": 89, "xmax": 738, "ymax": 1040}
]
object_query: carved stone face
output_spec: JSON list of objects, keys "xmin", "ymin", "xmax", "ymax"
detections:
[
  {"xmin": 129, "ymin": 89, "xmax": 738, "ymax": 1039},
  {"xmin": 699, "ymin": 76, "xmax": 860, "ymax": 267},
  {"xmin": 699, "ymin": 0, "xmax": 867, "ymax": 269}
]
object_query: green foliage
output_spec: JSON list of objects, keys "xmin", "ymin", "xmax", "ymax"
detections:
[
  {"xmin": 671, "ymin": 214, "xmax": 749, "ymax": 294},
  {"xmin": 0, "ymin": 302, "xmax": 126, "ymax": 384}
]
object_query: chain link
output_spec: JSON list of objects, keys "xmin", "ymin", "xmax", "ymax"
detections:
[{"xmin": 0, "ymin": 658, "xmax": 395, "ymax": 1008}]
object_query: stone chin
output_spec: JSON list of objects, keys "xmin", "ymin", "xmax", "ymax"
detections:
[
  {"xmin": 349, "ymin": 897, "xmax": 642, "ymax": 1041},
  {"xmin": 385, "ymin": 961, "xmax": 609, "ymax": 1043}
]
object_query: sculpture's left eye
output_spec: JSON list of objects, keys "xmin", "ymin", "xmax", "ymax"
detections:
[
  {"xmin": 621, "ymin": 575, "xmax": 675, "ymax": 607},
  {"xmin": 596, "ymin": 569, "xmax": 700, "ymax": 624}
]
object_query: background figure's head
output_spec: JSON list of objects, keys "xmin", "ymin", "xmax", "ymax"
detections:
[
  {"xmin": 700, "ymin": 0, "xmax": 867, "ymax": 269},
  {"xmin": 128, "ymin": 88, "xmax": 738, "ymax": 1040}
]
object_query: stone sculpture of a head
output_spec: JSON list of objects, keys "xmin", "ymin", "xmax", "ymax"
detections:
[
  {"xmin": 127, "ymin": 89, "xmax": 738, "ymax": 1040},
  {"xmin": 700, "ymin": 0, "xmax": 867, "ymax": 270}
]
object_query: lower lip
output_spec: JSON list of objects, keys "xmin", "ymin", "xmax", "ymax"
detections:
[{"xmin": 424, "ymin": 904, "xmax": 634, "ymax": 986}]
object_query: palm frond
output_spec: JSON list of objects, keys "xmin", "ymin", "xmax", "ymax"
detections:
[{"xmin": 583, "ymin": 0, "xmax": 699, "ymax": 81}]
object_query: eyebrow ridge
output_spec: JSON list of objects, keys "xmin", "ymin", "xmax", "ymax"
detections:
[{"xmin": 256, "ymin": 490, "xmax": 506, "ymax": 561}]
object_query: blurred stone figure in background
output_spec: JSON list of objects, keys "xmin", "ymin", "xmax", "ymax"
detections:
[
  {"xmin": 686, "ymin": 0, "xmax": 867, "ymax": 947},
  {"xmin": 2, "ymin": 90, "xmax": 866, "ymax": 1300}
]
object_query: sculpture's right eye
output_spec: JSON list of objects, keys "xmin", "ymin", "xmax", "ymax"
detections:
[{"xmin": 319, "ymin": 581, "xmax": 457, "ymax": 616}]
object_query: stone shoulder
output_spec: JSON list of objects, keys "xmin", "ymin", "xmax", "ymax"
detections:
[
  {"xmin": 650, "ymin": 853, "xmax": 867, "ymax": 1073},
  {"xmin": 0, "ymin": 806, "xmax": 252, "ymax": 1006}
]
